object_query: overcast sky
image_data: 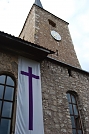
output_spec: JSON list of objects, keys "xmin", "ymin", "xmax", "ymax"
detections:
[{"xmin": 0, "ymin": 0, "xmax": 89, "ymax": 72}]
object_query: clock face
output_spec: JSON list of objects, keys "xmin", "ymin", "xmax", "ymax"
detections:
[{"xmin": 51, "ymin": 30, "xmax": 61, "ymax": 41}]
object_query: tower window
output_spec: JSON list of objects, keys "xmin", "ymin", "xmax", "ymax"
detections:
[
  {"xmin": 48, "ymin": 19, "xmax": 56, "ymax": 27},
  {"xmin": 68, "ymin": 69, "xmax": 72, "ymax": 77},
  {"xmin": 67, "ymin": 92, "xmax": 83, "ymax": 134},
  {"xmin": 0, "ymin": 74, "xmax": 15, "ymax": 134},
  {"xmin": 56, "ymin": 49, "xmax": 58, "ymax": 56}
]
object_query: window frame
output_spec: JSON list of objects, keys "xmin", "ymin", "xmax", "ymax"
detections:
[
  {"xmin": 0, "ymin": 74, "xmax": 16, "ymax": 134},
  {"xmin": 67, "ymin": 91, "xmax": 83, "ymax": 134}
]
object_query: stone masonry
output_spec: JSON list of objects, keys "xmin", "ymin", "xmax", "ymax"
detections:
[
  {"xmin": 0, "ymin": 43, "xmax": 89, "ymax": 134},
  {"xmin": 0, "ymin": 50, "xmax": 18, "ymax": 134},
  {"xmin": 41, "ymin": 59, "xmax": 89, "ymax": 134},
  {"xmin": 19, "ymin": 3, "xmax": 89, "ymax": 134},
  {"xmin": 0, "ymin": 51, "xmax": 18, "ymax": 79},
  {"xmin": 19, "ymin": 6, "xmax": 35, "ymax": 44},
  {"xmin": 19, "ymin": 5, "xmax": 81, "ymax": 69}
]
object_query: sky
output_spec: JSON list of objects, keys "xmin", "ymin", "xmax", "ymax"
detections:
[{"xmin": 0, "ymin": 0, "xmax": 89, "ymax": 72}]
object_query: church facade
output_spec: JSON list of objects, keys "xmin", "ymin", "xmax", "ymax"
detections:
[{"xmin": 0, "ymin": 0, "xmax": 89, "ymax": 134}]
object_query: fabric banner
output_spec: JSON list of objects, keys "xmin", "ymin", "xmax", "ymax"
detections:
[{"xmin": 15, "ymin": 57, "xmax": 44, "ymax": 134}]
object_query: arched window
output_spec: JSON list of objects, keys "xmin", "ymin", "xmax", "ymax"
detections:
[
  {"xmin": 67, "ymin": 92, "xmax": 83, "ymax": 134},
  {"xmin": 0, "ymin": 74, "xmax": 15, "ymax": 134}
]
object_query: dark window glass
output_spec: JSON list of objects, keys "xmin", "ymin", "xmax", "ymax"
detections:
[
  {"xmin": 68, "ymin": 69, "xmax": 72, "ymax": 76},
  {"xmin": 71, "ymin": 95, "xmax": 76, "ymax": 104},
  {"xmin": 69, "ymin": 104, "xmax": 73, "ymax": 114},
  {"xmin": 4, "ymin": 87, "xmax": 14, "ymax": 101},
  {"xmin": 6, "ymin": 76, "xmax": 14, "ymax": 86},
  {"xmin": 2, "ymin": 102, "xmax": 12, "ymax": 118},
  {"xmin": 48, "ymin": 19, "xmax": 56, "ymax": 27},
  {"xmin": 0, "ymin": 75, "xmax": 5, "ymax": 84},
  {"xmin": 0, "ymin": 85, "xmax": 4, "ymax": 99},
  {"xmin": 0, "ymin": 101, "xmax": 2, "ymax": 108},
  {"xmin": 0, "ymin": 101, "xmax": 2, "ymax": 113},
  {"xmin": 71, "ymin": 116, "xmax": 76, "ymax": 128},
  {"xmin": 0, "ymin": 119, "xmax": 11, "ymax": 134},
  {"xmin": 73, "ymin": 129, "xmax": 77, "ymax": 134},
  {"xmin": 0, "ymin": 74, "xmax": 15, "ymax": 134},
  {"xmin": 67, "ymin": 93, "xmax": 71, "ymax": 102},
  {"xmin": 73, "ymin": 105, "xmax": 78, "ymax": 115},
  {"xmin": 67, "ymin": 92, "xmax": 83, "ymax": 134},
  {"xmin": 78, "ymin": 130, "xmax": 82, "ymax": 134},
  {"xmin": 75, "ymin": 116, "xmax": 81, "ymax": 129}
]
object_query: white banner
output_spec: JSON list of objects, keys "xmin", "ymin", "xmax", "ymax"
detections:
[{"xmin": 15, "ymin": 57, "xmax": 44, "ymax": 134}]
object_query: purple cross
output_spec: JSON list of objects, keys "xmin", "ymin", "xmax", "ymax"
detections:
[{"xmin": 21, "ymin": 67, "xmax": 39, "ymax": 130}]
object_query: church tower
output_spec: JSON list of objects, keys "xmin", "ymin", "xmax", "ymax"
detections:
[
  {"xmin": 19, "ymin": 0, "xmax": 81, "ymax": 68},
  {"xmin": 1, "ymin": 1, "xmax": 89, "ymax": 134}
]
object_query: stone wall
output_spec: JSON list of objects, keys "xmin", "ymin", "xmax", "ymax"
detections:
[
  {"xmin": 35, "ymin": 5, "xmax": 81, "ymax": 68},
  {"xmin": 0, "ymin": 51, "xmax": 18, "ymax": 134},
  {"xmin": 0, "ymin": 49, "xmax": 89, "ymax": 134},
  {"xmin": 41, "ymin": 59, "xmax": 89, "ymax": 134},
  {"xmin": 0, "ymin": 51, "xmax": 18, "ymax": 79},
  {"xmin": 19, "ymin": 5, "xmax": 81, "ymax": 69},
  {"xmin": 19, "ymin": 6, "xmax": 35, "ymax": 43}
]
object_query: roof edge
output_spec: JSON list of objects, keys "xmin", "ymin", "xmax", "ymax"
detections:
[
  {"xmin": 0, "ymin": 31, "xmax": 54, "ymax": 55},
  {"xmin": 33, "ymin": 4, "xmax": 69, "ymax": 24},
  {"xmin": 46, "ymin": 56, "xmax": 89, "ymax": 75},
  {"xmin": 19, "ymin": 4, "xmax": 69, "ymax": 37}
]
